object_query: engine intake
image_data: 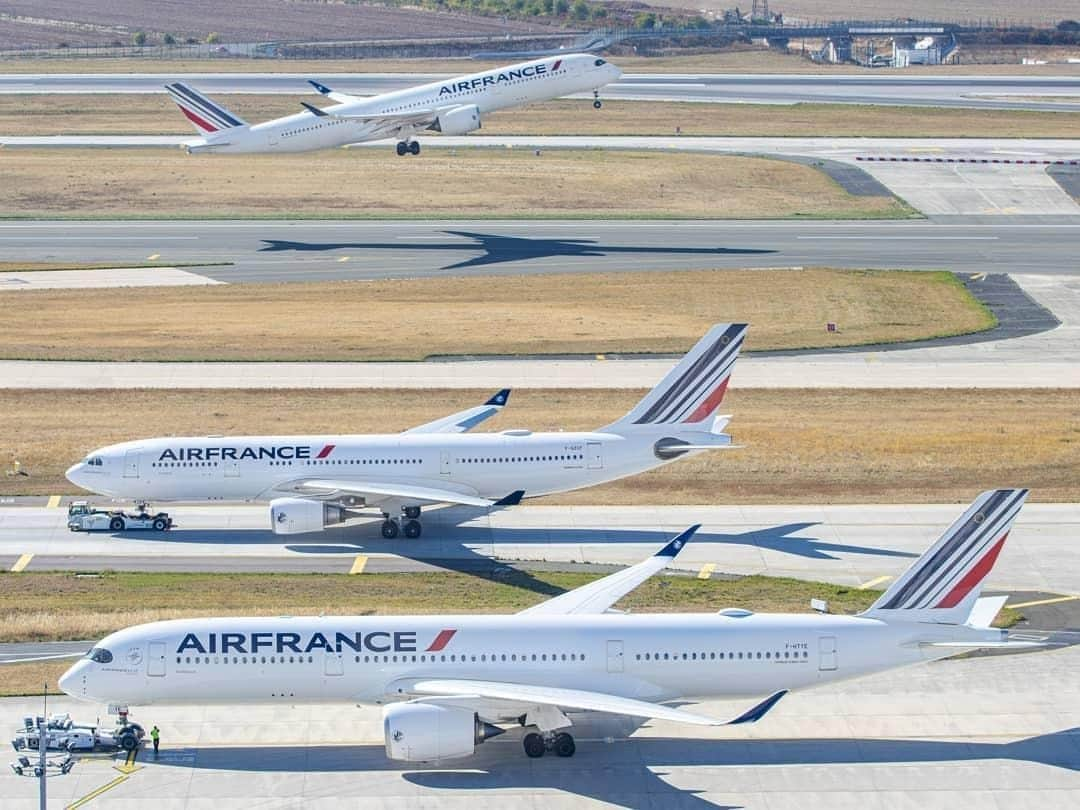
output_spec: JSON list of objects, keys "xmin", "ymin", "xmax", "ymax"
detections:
[
  {"xmin": 383, "ymin": 702, "xmax": 504, "ymax": 762},
  {"xmin": 430, "ymin": 104, "xmax": 481, "ymax": 136},
  {"xmin": 269, "ymin": 497, "xmax": 348, "ymax": 535}
]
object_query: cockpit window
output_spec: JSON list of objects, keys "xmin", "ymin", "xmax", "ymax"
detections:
[
  {"xmin": 86, "ymin": 457, "xmax": 103, "ymax": 467},
  {"xmin": 86, "ymin": 647, "xmax": 113, "ymax": 664},
  {"xmin": 594, "ymin": 59, "xmax": 606, "ymax": 66}
]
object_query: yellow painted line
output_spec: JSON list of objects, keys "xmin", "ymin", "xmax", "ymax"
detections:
[
  {"xmin": 146, "ymin": 253, "xmax": 160, "ymax": 261},
  {"xmin": 337, "ymin": 255, "xmax": 350, "ymax": 263},
  {"xmin": 114, "ymin": 748, "xmax": 140, "ymax": 774},
  {"xmin": 47, "ymin": 494, "xmax": 61, "ymax": 509},
  {"xmin": 1006, "ymin": 594, "xmax": 1080, "ymax": 610},
  {"xmin": 595, "ymin": 354, "xmax": 606, "ymax": 361},
  {"xmin": 66, "ymin": 774, "xmax": 130, "ymax": 809},
  {"xmin": 349, "ymin": 555, "xmax": 368, "ymax": 575},
  {"xmin": 10, "ymin": 554, "xmax": 32, "ymax": 573},
  {"xmin": 697, "ymin": 563, "xmax": 716, "ymax": 580},
  {"xmin": 858, "ymin": 575, "xmax": 893, "ymax": 590}
]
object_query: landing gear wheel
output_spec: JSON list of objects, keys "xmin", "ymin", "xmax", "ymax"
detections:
[
  {"xmin": 403, "ymin": 519, "xmax": 422, "ymax": 539},
  {"xmin": 380, "ymin": 519, "xmax": 399, "ymax": 539},
  {"xmin": 117, "ymin": 732, "xmax": 138, "ymax": 752},
  {"xmin": 409, "ymin": 140, "xmax": 420, "ymax": 156},
  {"xmin": 523, "ymin": 732, "xmax": 545, "ymax": 758},
  {"xmin": 593, "ymin": 99, "xmax": 602, "ymax": 109},
  {"xmin": 152, "ymin": 517, "xmax": 167, "ymax": 531},
  {"xmin": 396, "ymin": 141, "xmax": 407, "ymax": 156},
  {"xmin": 553, "ymin": 732, "xmax": 576, "ymax": 757},
  {"xmin": 109, "ymin": 517, "xmax": 124, "ymax": 531},
  {"xmin": 403, "ymin": 506, "xmax": 421, "ymax": 520}
]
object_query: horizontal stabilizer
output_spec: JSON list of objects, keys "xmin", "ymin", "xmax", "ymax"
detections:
[
  {"xmin": 301, "ymin": 100, "xmax": 328, "ymax": 117},
  {"xmin": 492, "ymin": 490, "xmax": 525, "ymax": 507},
  {"xmin": 967, "ymin": 595, "xmax": 1008, "ymax": 629}
]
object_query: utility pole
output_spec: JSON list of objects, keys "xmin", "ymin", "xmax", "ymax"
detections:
[{"xmin": 38, "ymin": 683, "xmax": 47, "ymax": 810}]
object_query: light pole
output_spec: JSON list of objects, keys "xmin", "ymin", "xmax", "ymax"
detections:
[{"xmin": 37, "ymin": 683, "xmax": 47, "ymax": 810}]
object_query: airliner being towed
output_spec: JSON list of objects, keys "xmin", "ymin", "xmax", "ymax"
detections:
[
  {"xmin": 60, "ymin": 490, "xmax": 1035, "ymax": 761},
  {"xmin": 166, "ymin": 53, "xmax": 622, "ymax": 156},
  {"xmin": 66, "ymin": 324, "xmax": 746, "ymax": 539}
]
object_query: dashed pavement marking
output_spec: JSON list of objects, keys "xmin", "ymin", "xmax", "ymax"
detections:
[
  {"xmin": 697, "ymin": 563, "xmax": 716, "ymax": 580},
  {"xmin": 349, "ymin": 555, "xmax": 368, "ymax": 575},
  {"xmin": 858, "ymin": 575, "xmax": 893, "ymax": 590},
  {"xmin": 47, "ymin": 494, "xmax": 61, "ymax": 508},
  {"xmin": 1007, "ymin": 594, "xmax": 1080, "ymax": 610},
  {"xmin": 10, "ymin": 553, "xmax": 32, "ymax": 572}
]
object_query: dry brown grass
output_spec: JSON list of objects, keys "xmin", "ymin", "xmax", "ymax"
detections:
[
  {"xmin": 2, "ymin": 388, "xmax": 1076, "ymax": 503},
  {"xmin": 7, "ymin": 93, "xmax": 1080, "ymax": 138},
  {"xmin": 4, "ymin": 49, "xmax": 1079, "ymax": 74},
  {"xmin": 0, "ymin": 148, "xmax": 907, "ymax": 219},
  {"xmin": 0, "ymin": 269, "xmax": 991, "ymax": 362},
  {"xmin": 0, "ymin": 660, "xmax": 71, "ymax": 697}
]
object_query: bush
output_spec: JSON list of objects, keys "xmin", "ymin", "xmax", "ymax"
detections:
[
  {"xmin": 163, "ymin": 33, "xmax": 176, "ymax": 46},
  {"xmin": 131, "ymin": 31, "xmax": 147, "ymax": 46},
  {"xmin": 206, "ymin": 32, "xmax": 220, "ymax": 44},
  {"xmin": 571, "ymin": 0, "xmax": 589, "ymax": 20}
]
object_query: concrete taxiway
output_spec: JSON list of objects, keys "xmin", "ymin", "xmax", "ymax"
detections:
[
  {"xmin": 4, "ymin": 71, "xmax": 1080, "ymax": 111},
  {"xmin": 4, "ymin": 637, "xmax": 1078, "ymax": 808},
  {"xmin": 3, "ymin": 502, "xmax": 1078, "ymax": 594}
]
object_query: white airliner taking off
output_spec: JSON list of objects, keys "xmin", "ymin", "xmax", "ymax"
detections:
[
  {"xmin": 165, "ymin": 53, "xmax": 622, "ymax": 156},
  {"xmin": 61, "ymin": 490, "xmax": 1036, "ymax": 761},
  {"xmin": 66, "ymin": 324, "xmax": 746, "ymax": 539}
]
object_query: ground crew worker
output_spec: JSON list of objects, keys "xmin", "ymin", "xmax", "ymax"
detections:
[{"xmin": 150, "ymin": 725, "xmax": 160, "ymax": 756}]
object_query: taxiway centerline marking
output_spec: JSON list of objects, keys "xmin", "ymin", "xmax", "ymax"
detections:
[
  {"xmin": 46, "ymin": 494, "xmax": 61, "ymax": 508},
  {"xmin": 1007, "ymin": 594, "xmax": 1080, "ymax": 610},
  {"xmin": 66, "ymin": 774, "xmax": 130, "ymax": 809},
  {"xmin": 350, "ymin": 555, "xmax": 368, "ymax": 575},
  {"xmin": 10, "ymin": 553, "xmax": 32, "ymax": 572},
  {"xmin": 697, "ymin": 563, "xmax": 716, "ymax": 580},
  {"xmin": 858, "ymin": 575, "xmax": 893, "ymax": 590}
]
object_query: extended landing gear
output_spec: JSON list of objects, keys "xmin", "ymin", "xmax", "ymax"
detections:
[
  {"xmin": 379, "ymin": 506, "xmax": 423, "ymax": 539},
  {"xmin": 592, "ymin": 89, "xmax": 602, "ymax": 110},
  {"xmin": 522, "ymin": 731, "xmax": 575, "ymax": 758},
  {"xmin": 396, "ymin": 140, "xmax": 421, "ymax": 156}
]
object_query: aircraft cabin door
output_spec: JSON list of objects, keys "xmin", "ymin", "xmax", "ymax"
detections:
[
  {"xmin": 440, "ymin": 450, "xmax": 452, "ymax": 476},
  {"xmin": 122, "ymin": 450, "xmax": 140, "ymax": 478},
  {"xmin": 325, "ymin": 651, "xmax": 343, "ymax": 677},
  {"xmin": 224, "ymin": 459, "xmax": 240, "ymax": 478},
  {"xmin": 606, "ymin": 640, "xmax": 624, "ymax": 673},
  {"xmin": 818, "ymin": 636, "xmax": 838, "ymax": 671},
  {"xmin": 147, "ymin": 642, "xmax": 166, "ymax": 677},
  {"xmin": 586, "ymin": 441, "xmax": 603, "ymax": 470}
]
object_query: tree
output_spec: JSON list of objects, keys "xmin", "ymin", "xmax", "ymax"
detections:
[
  {"xmin": 131, "ymin": 31, "xmax": 147, "ymax": 46},
  {"xmin": 571, "ymin": 0, "xmax": 589, "ymax": 20},
  {"xmin": 635, "ymin": 12, "xmax": 656, "ymax": 29},
  {"xmin": 163, "ymin": 33, "xmax": 176, "ymax": 45},
  {"xmin": 554, "ymin": 0, "xmax": 569, "ymax": 15},
  {"xmin": 206, "ymin": 32, "xmax": 221, "ymax": 44}
]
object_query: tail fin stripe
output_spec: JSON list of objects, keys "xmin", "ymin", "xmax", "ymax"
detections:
[
  {"xmin": 167, "ymin": 85, "xmax": 233, "ymax": 131},
  {"xmin": 634, "ymin": 325, "xmax": 744, "ymax": 425},
  {"xmin": 661, "ymin": 350, "xmax": 739, "ymax": 424},
  {"xmin": 880, "ymin": 489, "xmax": 1024, "ymax": 610},
  {"xmin": 934, "ymin": 533, "xmax": 1008, "ymax": 609},
  {"xmin": 167, "ymin": 83, "xmax": 244, "ymax": 129},
  {"xmin": 176, "ymin": 105, "xmax": 219, "ymax": 132},
  {"xmin": 911, "ymin": 496, "xmax": 1025, "ymax": 609}
]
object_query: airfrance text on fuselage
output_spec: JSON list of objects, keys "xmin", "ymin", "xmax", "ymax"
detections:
[
  {"xmin": 439, "ymin": 62, "xmax": 556, "ymax": 96},
  {"xmin": 159, "ymin": 446, "xmax": 314, "ymax": 462},
  {"xmin": 176, "ymin": 629, "xmax": 457, "ymax": 656}
]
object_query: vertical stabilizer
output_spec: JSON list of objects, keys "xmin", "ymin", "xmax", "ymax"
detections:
[
  {"xmin": 861, "ymin": 489, "xmax": 1028, "ymax": 625},
  {"xmin": 165, "ymin": 82, "xmax": 248, "ymax": 135}
]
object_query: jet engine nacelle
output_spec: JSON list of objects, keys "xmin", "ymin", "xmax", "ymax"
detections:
[
  {"xmin": 431, "ymin": 104, "xmax": 481, "ymax": 136},
  {"xmin": 269, "ymin": 497, "xmax": 347, "ymax": 535},
  {"xmin": 382, "ymin": 702, "xmax": 504, "ymax": 762}
]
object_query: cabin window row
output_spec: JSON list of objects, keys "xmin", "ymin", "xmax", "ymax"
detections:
[
  {"xmin": 634, "ymin": 650, "xmax": 809, "ymax": 662},
  {"xmin": 352, "ymin": 652, "xmax": 586, "ymax": 664},
  {"xmin": 179, "ymin": 655, "xmax": 315, "ymax": 665},
  {"xmin": 457, "ymin": 454, "xmax": 582, "ymax": 464}
]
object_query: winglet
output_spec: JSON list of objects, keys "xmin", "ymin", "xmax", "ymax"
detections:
[
  {"xmin": 493, "ymin": 490, "xmax": 525, "ymax": 507},
  {"xmin": 657, "ymin": 524, "xmax": 699, "ymax": 557},
  {"xmin": 728, "ymin": 690, "xmax": 787, "ymax": 725},
  {"xmin": 485, "ymin": 388, "xmax": 511, "ymax": 407},
  {"xmin": 301, "ymin": 100, "xmax": 329, "ymax": 117},
  {"xmin": 309, "ymin": 80, "xmax": 333, "ymax": 96}
]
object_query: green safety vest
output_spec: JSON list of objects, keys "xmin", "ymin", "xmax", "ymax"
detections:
[{"xmin": 151, "ymin": 729, "xmax": 159, "ymax": 740}]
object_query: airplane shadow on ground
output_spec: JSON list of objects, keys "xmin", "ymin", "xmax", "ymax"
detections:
[
  {"xmin": 116, "ymin": 520, "xmax": 917, "ymax": 599},
  {"xmin": 258, "ymin": 230, "xmax": 777, "ymax": 270},
  {"xmin": 149, "ymin": 728, "xmax": 1080, "ymax": 809}
]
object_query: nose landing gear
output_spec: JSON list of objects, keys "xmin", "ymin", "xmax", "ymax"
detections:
[{"xmin": 592, "ymin": 89, "xmax": 602, "ymax": 110}]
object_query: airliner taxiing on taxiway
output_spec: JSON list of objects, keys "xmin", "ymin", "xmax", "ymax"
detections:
[
  {"xmin": 66, "ymin": 324, "xmax": 747, "ymax": 538},
  {"xmin": 165, "ymin": 53, "xmax": 622, "ymax": 156},
  {"xmin": 61, "ymin": 489, "xmax": 1035, "ymax": 762}
]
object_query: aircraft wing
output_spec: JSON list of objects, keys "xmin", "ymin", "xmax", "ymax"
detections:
[
  {"xmin": 403, "ymin": 678, "xmax": 787, "ymax": 727},
  {"xmin": 300, "ymin": 100, "xmax": 439, "ymax": 128},
  {"xmin": 308, "ymin": 80, "xmax": 363, "ymax": 105},
  {"xmin": 287, "ymin": 478, "xmax": 523, "ymax": 508},
  {"xmin": 517, "ymin": 525, "xmax": 698, "ymax": 616},
  {"xmin": 404, "ymin": 389, "xmax": 510, "ymax": 435}
]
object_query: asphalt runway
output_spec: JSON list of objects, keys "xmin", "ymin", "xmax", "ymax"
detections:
[
  {"xmin": 4, "ymin": 72, "xmax": 1080, "ymax": 111},
  {"xmin": 2, "ymin": 218, "xmax": 1079, "ymax": 280},
  {"xmin": 3, "ymin": 502, "xmax": 1077, "ymax": 594}
]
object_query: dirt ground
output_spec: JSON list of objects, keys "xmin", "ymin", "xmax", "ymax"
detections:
[
  {"xmin": 0, "ymin": 148, "xmax": 910, "ymax": 220},
  {"xmin": 6, "ymin": 94, "xmax": 1079, "ymax": 139},
  {"xmin": 0, "ymin": 269, "xmax": 991, "ymax": 361},
  {"xmin": 3, "ymin": 388, "xmax": 1075, "ymax": 504}
]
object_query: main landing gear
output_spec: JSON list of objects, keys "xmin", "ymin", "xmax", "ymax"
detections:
[
  {"xmin": 522, "ymin": 731, "xmax": 576, "ymax": 758},
  {"xmin": 395, "ymin": 140, "xmax": 421, "ymax": 156},
  {"xmin": 592, "ymin": 89, "xmax": 602, "ymax": 110},
  {"xmin": 380, "ymin": 505, "xmax": 423, "ymax": 539}
]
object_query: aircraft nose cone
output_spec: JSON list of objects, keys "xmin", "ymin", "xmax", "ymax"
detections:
[
  {"xmin": 58, "ymin": 660, "xmax": 83, "ymax": 697},
  {"xmin": 65, "ymin": 463, "xmax": 84, "ymax": 487}
]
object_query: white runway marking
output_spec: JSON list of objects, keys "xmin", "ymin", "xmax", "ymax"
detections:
[{"xmin": 0, "ymin": 267, "xmax": 224, "ymax": 291}]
